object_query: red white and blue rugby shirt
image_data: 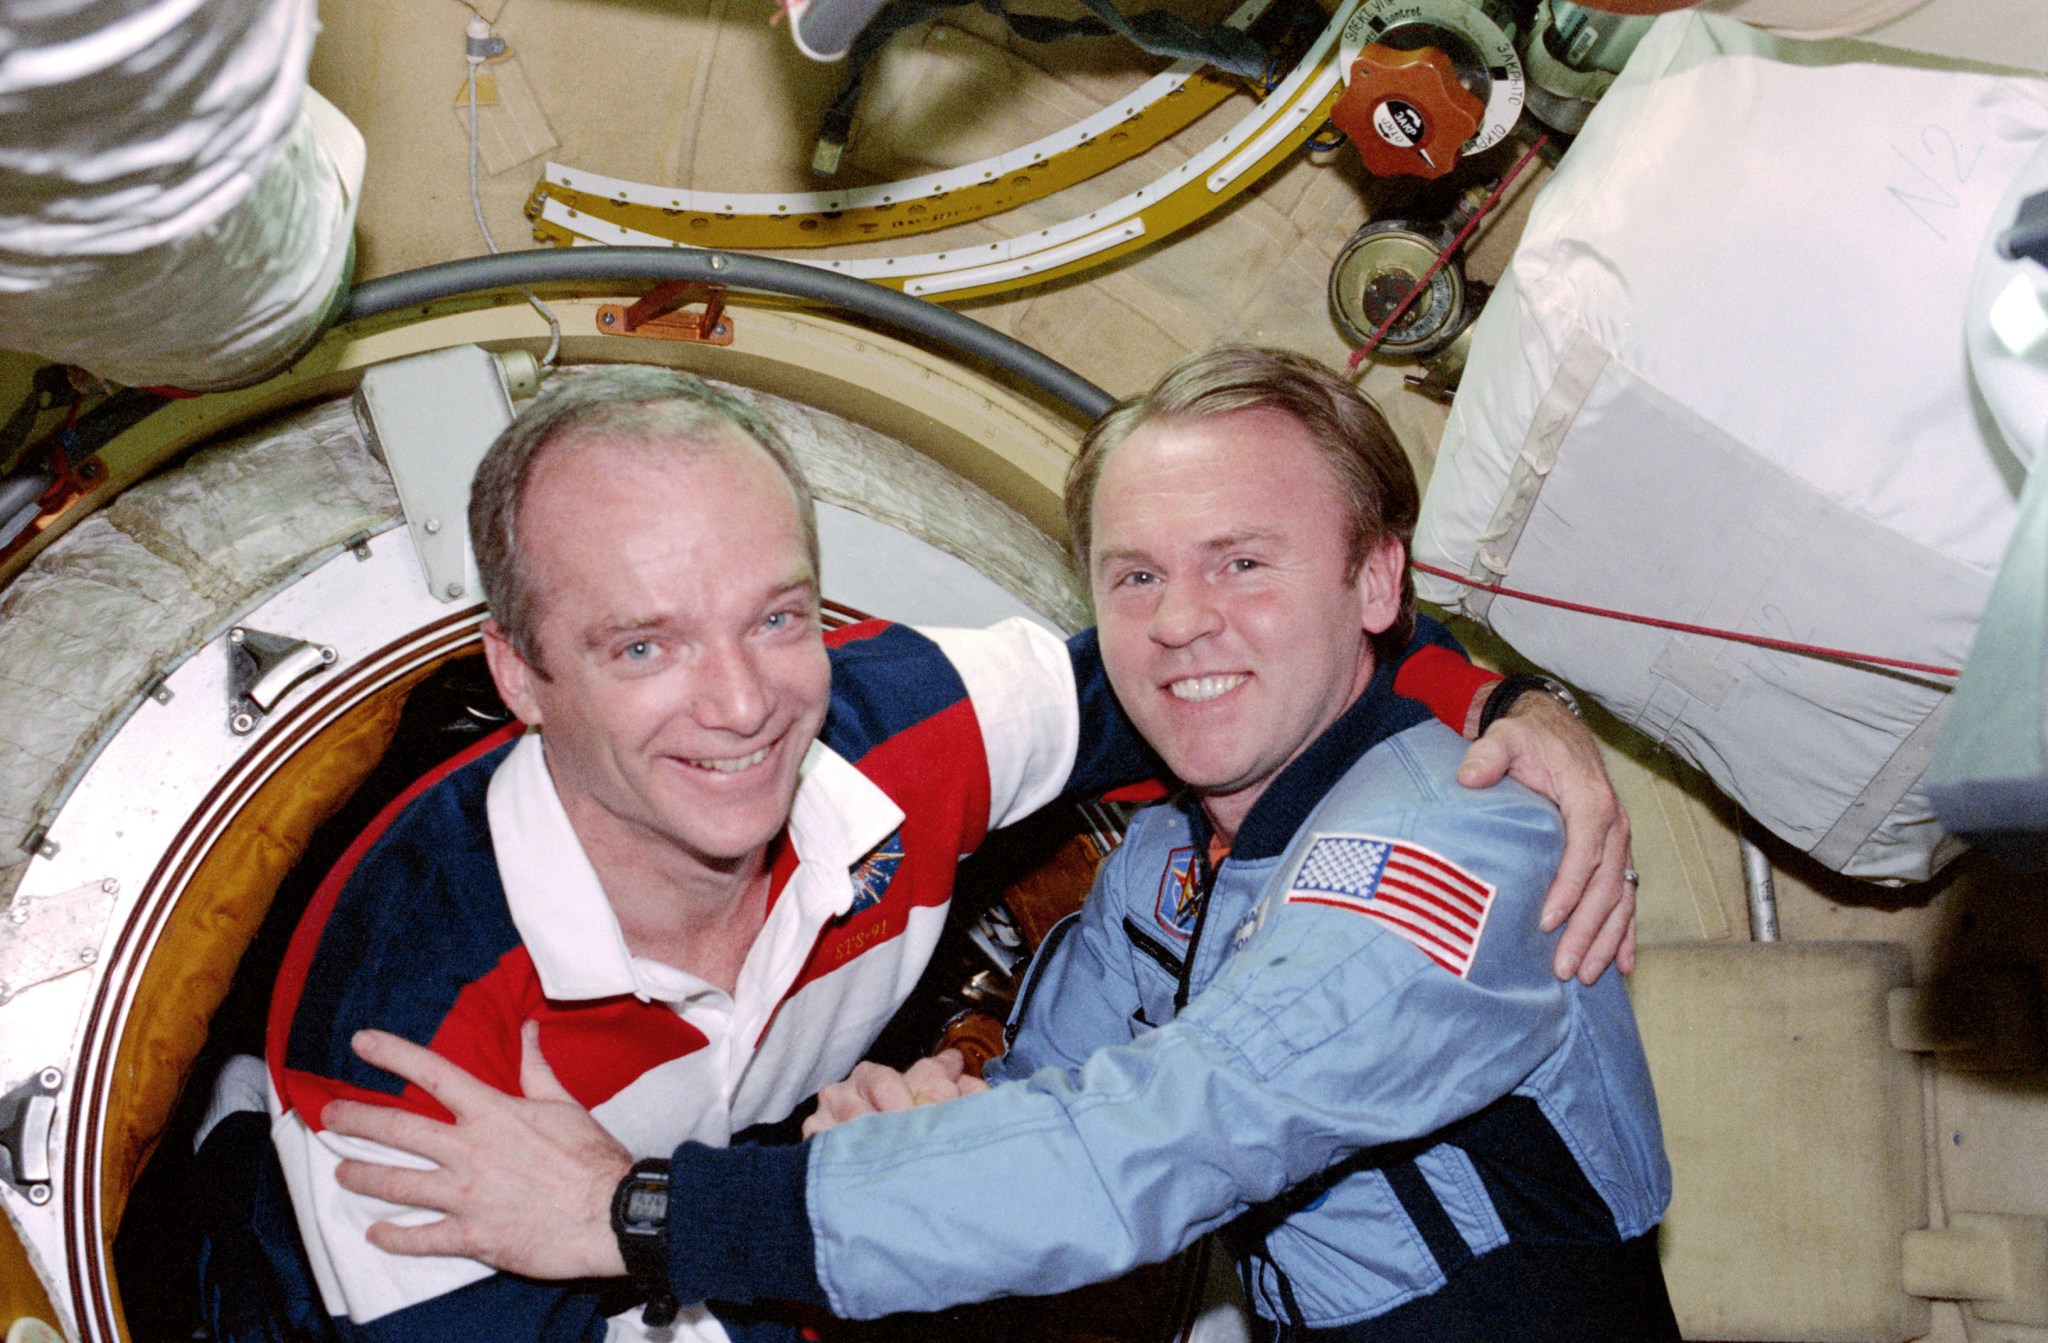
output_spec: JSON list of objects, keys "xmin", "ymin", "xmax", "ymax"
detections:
[{"xmin": 265, "ymin": 618, "xmax": 1086, "ymax": 1342}]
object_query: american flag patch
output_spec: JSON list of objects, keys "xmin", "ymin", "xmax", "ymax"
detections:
[{"xmin": 1285, "ymin": 834, "xmax": 1496, "ymax": 977}]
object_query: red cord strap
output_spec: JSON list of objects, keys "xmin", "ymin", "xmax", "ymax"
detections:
[{"xmin": 1411, "ymin": 561, "xmax": 1962, "ymax": 680}]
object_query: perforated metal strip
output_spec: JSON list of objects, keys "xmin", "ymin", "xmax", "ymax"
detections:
[
  {"xmin": 527, "ymin": 0, "xmax": 1274, "ymax": 250},
  {"xmin": 532, "ymin": 69, "xmax": 1242, "ymax": 250},
  {"xmin": 536, "ymin": 0, "xmax": 1361, "ymax": 302}
]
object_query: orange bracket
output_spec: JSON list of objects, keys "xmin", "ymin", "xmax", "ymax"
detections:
[{"xmin": 595, "ymin": 281, "xmax": 734, "ymax": 345}]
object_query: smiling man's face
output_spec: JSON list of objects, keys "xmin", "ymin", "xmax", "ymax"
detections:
[
  {"xmin": 1088, "ymin": 406, "xmax": 1403, "ymax": 841},
  {"xmin": 484, "ymin": 429, "xmax": 831, "ymax": 875}
]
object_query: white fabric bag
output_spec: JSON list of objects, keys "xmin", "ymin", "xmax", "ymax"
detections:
[{"xmin": 1416, "ymin": 12, "xmax": 2048, "ymax": 881}]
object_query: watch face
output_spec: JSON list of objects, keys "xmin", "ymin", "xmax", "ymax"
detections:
[{"xmin": 626, "ymin": 1186, "xmax": 667, "ymax": 1225}]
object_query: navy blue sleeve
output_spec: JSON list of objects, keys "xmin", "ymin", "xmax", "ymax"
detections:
[
  {"xmin": 1062, "ymin": 628, "xmax": 1164, "ymax": 796},
  {"xmin": 665, "ymin": 1141, "xmax": 823, "ymax": 1309},
  {"xmin": 1411, "ymin": 611, "xmax": 1464, "ymax": 656}
]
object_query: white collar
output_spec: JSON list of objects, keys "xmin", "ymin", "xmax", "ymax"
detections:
[{"xmin": 484, "ymin": 731, "xmax": 905, "ymax": 1003}]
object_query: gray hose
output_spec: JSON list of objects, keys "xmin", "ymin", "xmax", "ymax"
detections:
[{"xmin": 342, "ymin": 249, "xmax": 1117, "ymax": 422}]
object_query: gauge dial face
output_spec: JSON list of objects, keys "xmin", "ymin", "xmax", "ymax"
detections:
[
  {"xmin": 1340, "ymin": 0, "xmax": 1526, "ymax": 155},
  {"xmin": 1329, "ymin": 223, "xmax": 1468, "ymax": 354}
]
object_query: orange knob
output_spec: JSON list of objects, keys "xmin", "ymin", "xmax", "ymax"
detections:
[{"xmin": 1332, "ymin": 44, "xmax": 1485, "ymax": 180}]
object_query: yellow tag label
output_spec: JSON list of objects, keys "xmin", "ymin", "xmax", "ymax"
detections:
[{"xmin": 455, "ymin": 70, "xmax": 500, "ymax": 107}]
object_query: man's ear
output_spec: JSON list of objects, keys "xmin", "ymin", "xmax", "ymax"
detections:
[
  {"xmin": 482, "ymin": 619, "xmax": 544, "ymax": 727},
  {"xmin": 1354, "ymin": 535, "xmax": 1407, "ymax": 636}
]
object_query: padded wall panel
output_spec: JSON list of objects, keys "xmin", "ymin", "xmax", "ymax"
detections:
[{"xmin": 1633, "ymin": 942, "xmax": 1927, "ymax": 1341}]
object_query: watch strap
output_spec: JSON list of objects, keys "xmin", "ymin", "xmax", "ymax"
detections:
[
  {"xmin": 1478, "ymin": 672, "xmax": 1581, "ymax": 736},
  {"xmin": 612, "ymin": 1158, "xmax": 680, "ymax": 1326}
]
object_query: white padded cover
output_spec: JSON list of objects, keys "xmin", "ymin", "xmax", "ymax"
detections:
[
  {"xmin": 1415, "ymin": 13, "xmax": 2048, "ymax": 882},
  {"xmin": 0, "ymin": 0, "xmax": 362, "ymax": 389}
]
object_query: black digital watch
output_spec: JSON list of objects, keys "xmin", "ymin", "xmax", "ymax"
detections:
[{"xmin": 611, "ymin": 1158, "xmax": 681, "ymax": 1326}]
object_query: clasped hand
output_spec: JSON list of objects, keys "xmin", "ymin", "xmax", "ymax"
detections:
[{"xmin": 802, "ymin": 1048, "xmax": 988, "ymax": 1137}]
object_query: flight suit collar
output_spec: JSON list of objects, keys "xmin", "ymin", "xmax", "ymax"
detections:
[{"xmin": 1211, "ymin": 660, "xmax": 1432, "ymax": 863}]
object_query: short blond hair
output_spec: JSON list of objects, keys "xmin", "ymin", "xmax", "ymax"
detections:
[{"xmin": 1064, "ymin": 346, "xmax": 1417, "ymax": 660}]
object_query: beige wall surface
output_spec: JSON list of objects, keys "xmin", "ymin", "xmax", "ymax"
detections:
[{"xmin": 1864, "ymin": 0, "xmax": 2048, "ymax": 72}]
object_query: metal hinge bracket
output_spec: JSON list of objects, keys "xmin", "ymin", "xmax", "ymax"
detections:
[{"xmin": 597, "ymin": 282, "xmax": 734, "ymax": 345}]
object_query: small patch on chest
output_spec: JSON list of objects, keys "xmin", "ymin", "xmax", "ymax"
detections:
[
  {"xmin": 1152, "ymin": 844, "xmax": 1201, "ymax": 941},
  {"xmin": 847, "ymin": 828, "xmax": 904, "ymax": 915}
]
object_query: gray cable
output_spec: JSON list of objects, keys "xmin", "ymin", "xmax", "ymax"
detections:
[{"xmin": 341, "ymin": 249, "xmax": 1117, "ymax": 421}]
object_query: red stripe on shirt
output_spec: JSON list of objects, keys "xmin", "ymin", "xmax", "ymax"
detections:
[
  {"xmin": 267, "ymin": 724, "xmax": 525, "ymax": 1099},
  {"xmin": 531, "ymin": 990, "xmax": 711, "ymax": 1111},
  {"xmin": 825, "ymin": 619, "xmax": 890, "ymax": 648},
  {"xmin": 852, "ymin": 696, "xmax": 993, "ymax": 859},
  {"xmin": 777, "ymin": 697, "xmax": 991, "ymax": 1005},
  {"xmin": 285, "ymin": 942, "xmax": 712, "ymax": 1130},
  {"xmin": 421, "ymin": 947, "xmax": 713, "ymax": 1115}
]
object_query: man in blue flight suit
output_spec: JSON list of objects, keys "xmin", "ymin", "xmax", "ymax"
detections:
[{"xmin": 316, "ymin": 346, "xmax": 1679, "ymax": 1341}]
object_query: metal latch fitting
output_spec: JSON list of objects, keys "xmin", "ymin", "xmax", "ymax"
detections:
[
  {"xmin": 228, "ymin": 625, "xmax": 337, "ymax": 735},
  {"xmin": 0, "ymin": 1067, "xmax": 63, "ymax": 1205}
]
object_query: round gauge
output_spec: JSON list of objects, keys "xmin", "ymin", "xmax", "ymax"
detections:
[
  {"xmin": 1328, "ymin": 220, "xmax": 1469, "ymax": 356},
  {"xmin": 1340, "ymin": 0, "xmax": 1526, "ymax": 156}
]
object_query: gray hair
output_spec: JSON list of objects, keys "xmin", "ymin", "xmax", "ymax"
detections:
[
  {"xmin": 468, "ymin": 365, "xmax": 819, "ymax": 673},
  {"xmin": 1064, "ymin": 346, "xmax": 1418, "ymax": 662}
]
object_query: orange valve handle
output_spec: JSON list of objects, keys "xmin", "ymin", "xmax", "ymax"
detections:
[{"xmin": 1332, "ymin": 43, "xmax": 1484, "ymax": 179}]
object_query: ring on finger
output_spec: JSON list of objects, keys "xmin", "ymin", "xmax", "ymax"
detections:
[{"xmin": 1622, "ymin": 866, "xmax": 1641, "ymax": 886}]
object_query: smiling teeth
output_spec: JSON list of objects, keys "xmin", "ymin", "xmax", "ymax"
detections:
[
  {"xmin": 689, "ymin": 746, "xmax": 771, "ymax": 772},
  {"xmin": 1170, "ymin": 674, "xmax": 1247, "ymax": 703}
]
